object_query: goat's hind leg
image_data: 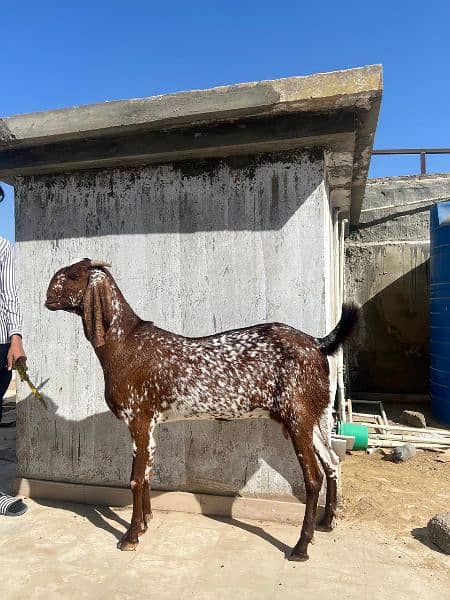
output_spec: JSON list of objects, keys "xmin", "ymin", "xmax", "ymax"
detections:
[
  {"xmin": 314, "ymin": 440, "xmax": 339, "ymax": 532},
  {"xmin": 285, "ymin": 419, "xmax": 324, "ymax": 562}
]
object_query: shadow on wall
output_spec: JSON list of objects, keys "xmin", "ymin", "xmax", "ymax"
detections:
[
  {"xmin": 14, "ymin": 151, "xmax": 322, "ymax": 241},
  {"xmin": 347, "ymin": 259, "xmax": 430, "ymax": 394},
  {"xmin": 17, "ymin": 388, "xmax": 312, "ymax": 500}
]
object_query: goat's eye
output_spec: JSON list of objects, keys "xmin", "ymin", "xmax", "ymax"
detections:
[{"xmin": 67, "ymin": 271, "xmax": 80, "ymax": 281}]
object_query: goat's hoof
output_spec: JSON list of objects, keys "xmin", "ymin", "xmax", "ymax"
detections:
[
  {"xmin": 316, "ymin": 517, "xmax": 336, "ymax": 532},
  {"xmin": 117, "ymin": 538, "xmax": 139, "ymax": 551},
  {"xmin": 287, "ymin": 550, "xmax": 309, "ymax": 562}
]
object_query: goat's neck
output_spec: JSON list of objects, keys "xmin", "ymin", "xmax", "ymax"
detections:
[
  {"xmin": 91, "ymin": 282, "xmax": 141, "ymax": 371},
  {"xmin": 107, "ymin": 282, "xmax": 140, "ymax": 342}
]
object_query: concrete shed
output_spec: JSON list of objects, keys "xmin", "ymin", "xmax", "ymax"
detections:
[{"xmin": 0, "ymin": 65, "xmax": 382, "ymax": 518}]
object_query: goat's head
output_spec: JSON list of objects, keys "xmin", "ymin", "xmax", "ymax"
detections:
[{"xmin": 45, "ymin": 259, "xmax": 113, "ymax": 347}]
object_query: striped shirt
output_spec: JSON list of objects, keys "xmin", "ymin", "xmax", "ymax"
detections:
[{"xmin": 0, "ymin": 237, "xmax": 23, "ymax": 343}]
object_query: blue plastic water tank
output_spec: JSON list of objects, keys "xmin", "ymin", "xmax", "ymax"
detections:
[{"xmin": 430, "ymin": 200, "xmax": 450, "ymax": 425}]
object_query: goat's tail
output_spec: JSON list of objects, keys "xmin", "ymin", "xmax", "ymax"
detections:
[{"xmin": 316, "ymin": 303, "xmax": 359, "ymax": 356}]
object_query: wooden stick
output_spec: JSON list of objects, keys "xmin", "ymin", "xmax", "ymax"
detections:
[
  {"xmin": 367, "ymin": 440, "xmax": 448, "ymax": 449},
  {"xmin": 352, "ymin": 414, "xmax": 385, "ymax": 433},
  {"xmin": 352, "ymin": 413, "xmax": 384, "ymax": 424},
  {"xmin": 350, "ymin": 398, "xmax": 387, "ymax": 424},
  {"xmin": 350, "ymin": 399, "xmax": 383, "ymax": 406},
  {"xmin": 376, "ymin": 415, "xmax": 385, "ymax": 428},
  {"xmin": 369, "ymin": 434, "xmax": 450, "ymax": 446},
  {"xmin": 357, "ymin": 422, "xmax": 450, "ymax": 436},
  {"xmin": 352, "ymin": 412, "xmax": 380, "ymax": 421},
  {"xmin": 379, "ymin": 402, "xmax": 388, "ymax": 426}
]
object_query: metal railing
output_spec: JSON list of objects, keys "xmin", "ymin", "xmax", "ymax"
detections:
[{"xmin": 372, "ymin": 148, "xmax": 450, "ymax": 175}]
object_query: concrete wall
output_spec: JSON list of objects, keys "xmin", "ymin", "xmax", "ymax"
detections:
[
  {"xmin": 346, "ymin": 173, "xmax": 450, "ymax": 395},
  {"xmin": 15, "ymin": 150, "xmax": 334, "ymax": 501}
]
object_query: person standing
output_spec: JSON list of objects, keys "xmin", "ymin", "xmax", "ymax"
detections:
[
  {"xmin": 0, "ymin": 184, "xmax": 28, "ymax": 516},
  {"xmin": 0, "ymin": 185, "xmax": 26, "ymax": 426}
]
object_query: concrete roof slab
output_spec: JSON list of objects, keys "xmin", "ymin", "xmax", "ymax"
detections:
[{"xmin": 0, "ymin": 65, "xmax": 382, "ymax": 224}]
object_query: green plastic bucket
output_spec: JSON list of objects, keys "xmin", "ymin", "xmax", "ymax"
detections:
[{"xmin": 337, "ymin": 422, "xmax": 369, "ymax": 450}]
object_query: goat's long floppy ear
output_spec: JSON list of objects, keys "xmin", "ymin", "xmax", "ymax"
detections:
[{"xmin": 82, "ymin": 271, "xmax": 113, "ymax": 348}]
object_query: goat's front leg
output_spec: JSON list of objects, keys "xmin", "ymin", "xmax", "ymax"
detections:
[
  {"xmin": 142, "ymin": 421, "xmax": 157, "ymax": 528},
  {"xmin": 117, "ymin": 418, "xmax": 151, "ymax": 551},
  {"xmin": 142, "ymin": 482, "xmax": 152, "ymax": 528}
]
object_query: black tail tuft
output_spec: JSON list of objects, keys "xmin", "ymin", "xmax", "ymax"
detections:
[{"xmin": 317, "ymin": 303, "xmax": 359, "ymax": 356}]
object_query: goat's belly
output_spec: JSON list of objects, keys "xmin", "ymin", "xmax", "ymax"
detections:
[{"xmin": 160, "ymin": 407, "xmax": 270, "ymax": 423}]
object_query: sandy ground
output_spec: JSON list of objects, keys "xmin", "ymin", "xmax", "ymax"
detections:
[
  {"xmin": 341, "ymin": 450, "xmax": 450, "ymax": 573},
  {"xmin": 342, "ymin": 451, "xmax": 450, "ymax": 527}
]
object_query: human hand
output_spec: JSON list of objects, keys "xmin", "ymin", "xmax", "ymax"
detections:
[{"xmin": 7, "ymin": 335, "xmax": 26, "ymax": 370}]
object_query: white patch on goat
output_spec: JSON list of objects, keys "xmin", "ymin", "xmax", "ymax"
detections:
[
  {"xmin": 108, "ymin": 285, "xmax": 126, "ymax": 340},
  {"xmin": 144, "ymin": 416, "xmax": 160, "ymax": 482},
  {"xmin": 313, "ymin": 417, "xmax": 339, "ymax": 478},
  {"xmin": 121, "ymin": 406, "xmax": 134, "ymax": 424},
  {"xmin": 68, "ymin": 289, "xmax": 84, "ymax": 307},
  {"xmin": 90, "ymin": 269, "xmax": 107, "ymax": 285},
  {"xmin": 52, "ymin": 272, "xmax": 66, "ymax": 295}
]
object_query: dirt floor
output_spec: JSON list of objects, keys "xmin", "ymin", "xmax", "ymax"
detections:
[
  {"xmin": 342, "ymin": 451, "xmax": 450, "ymax": 527},
  {"xmin": 341, "ymin": 450, "xmax": 450, "ymax": 572},
  {"xmin": 339, "ymin": 401, "xmax": 450, "ymax": 560}
]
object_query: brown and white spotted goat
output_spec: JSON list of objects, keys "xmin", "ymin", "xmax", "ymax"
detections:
[{"xmin": 45, "ymin": 259, "xmax": 358, "ymax": 561}]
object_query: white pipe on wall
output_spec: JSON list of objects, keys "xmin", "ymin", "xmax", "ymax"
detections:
[
  {"xmin": 333, "ymin": 209, "xmax": 340, "ymax": 323},
  {"xmin": 336, "ymin": 218, "xmax": 348, "ymax": 422},
  {"xmin": 332, "ymin": 209, "xmax": 345, "ymax": 422}
]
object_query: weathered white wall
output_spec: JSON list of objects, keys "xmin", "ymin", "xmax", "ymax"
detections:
[{"xmin": 15, "ymin": 151, "xmax": 333, "ymax": 500}]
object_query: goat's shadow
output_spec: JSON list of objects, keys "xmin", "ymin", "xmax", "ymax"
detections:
[
  {"xmin": 16, "ymin": 388, "xmax": 323, "ymax": 553},
  {"xmin": 205, "ymin": 515, "xmax": 292, "ymax": 556},
  {"xmin": 33, "ymin": 498, "xmax": 293, "ymax": 555},
  {"xmin": 36, "ymin": 497, "xmax": 129, "ymax": 542}
]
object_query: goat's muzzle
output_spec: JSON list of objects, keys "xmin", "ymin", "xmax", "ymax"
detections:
[{"xmin": 45, "ymin": 299, "xmax": 62, "ymax": 311}]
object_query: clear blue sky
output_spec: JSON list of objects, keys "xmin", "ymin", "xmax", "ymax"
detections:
[{"xmin": 1, "ymin": 0, "xmax": 450, "ymax": 240}]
